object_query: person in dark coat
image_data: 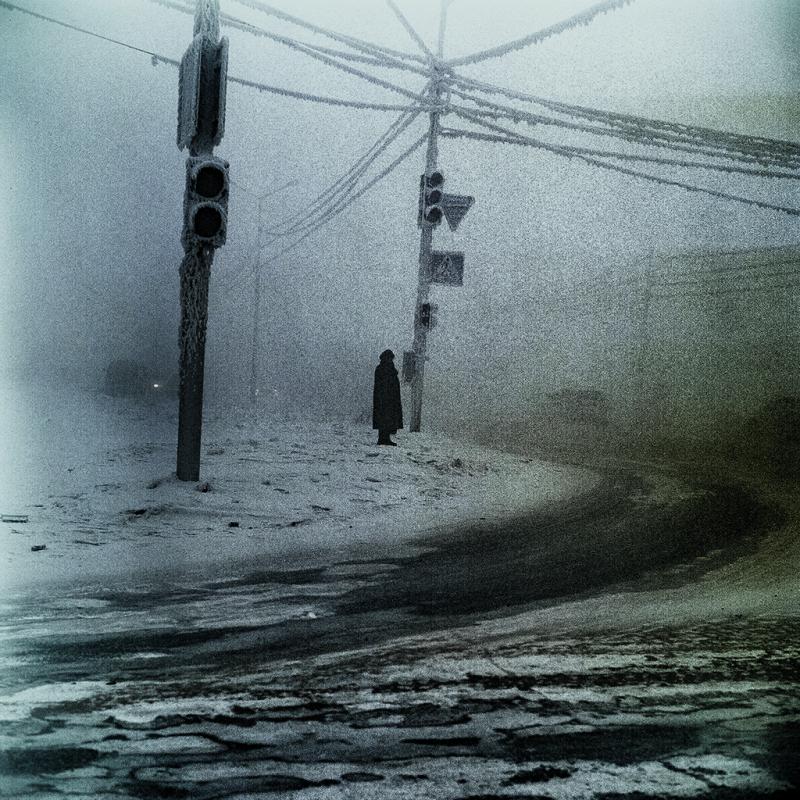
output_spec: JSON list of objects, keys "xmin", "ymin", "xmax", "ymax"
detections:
[{"xmin": 373, "ymin": 349, "xmax": 403, "ymax": 445}]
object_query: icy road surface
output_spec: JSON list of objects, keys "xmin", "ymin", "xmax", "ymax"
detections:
[{"xmin": 1, "ymin": 384, "xmax": 799, "ymax": 798}]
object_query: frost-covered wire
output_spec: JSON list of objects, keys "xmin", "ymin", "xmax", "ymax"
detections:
[
  {"xmin": 149, "ymin": 0, "xmax": 426, "ymax": 101},
  {"xmin": 0, "ymin": 0, "xmax": 426, "ymax": 113},
  {"xmin": 225, "ymin": 74, "xmax": 425, "ymax": 112},
  {"xmin": 267, "ymin": 105, "xmax": 423, "ymax": 234},
  {"xmin": 442, "ymin": 124, "xmax": 800, "ymax": 180},
  {"xmin": 267, "ymin": 106, "xmax": 423, "ymax": 236},
  {"xmin": 230, "ymin": 0, "xmax": 429, "ymax": 66},
  {"xmin": 449, "ymin": 88, "xmax": 800, "ymax": 169},
  {"xmin": 226, "ymin": 133, "xmax": 426, "ymax": 290},
  {"xmin": 0, "ymin": 0, "xmax": 180, "ymax": 60},
  {"xmin": 386, "ymin": 0, "xmax": 435, "ymax": 61},
  {"xmin": 283, "ymin": 132, "xmax": 426, "ymax": 238},
  {"xmin": 448, "ymin": 0, "xmax": 636, "ymax": 67},
  {"xmin": 451, "ymin": 110, "xmax": 800, "ymax": 217},
  {"xmin": 452, "ymin": 73, "xmax": 800, "ymax": 167}
]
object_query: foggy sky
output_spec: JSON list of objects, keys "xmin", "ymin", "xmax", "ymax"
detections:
[{"xmin": 1, "ymin": 0, "xmax": 798, "ymax": 435}]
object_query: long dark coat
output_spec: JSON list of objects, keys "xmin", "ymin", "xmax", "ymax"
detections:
[{"xmin": 373, "ymin": 359, "xmax": 403, "ymax": 431}]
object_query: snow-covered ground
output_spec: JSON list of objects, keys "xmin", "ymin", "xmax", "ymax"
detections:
[
  {"xmin": 0, "ymin": 381, "xmax": 596, "ymax": 593},
  {"xmin": 2, "ymin": 380, "xmax": 800, "ymax": 799}
]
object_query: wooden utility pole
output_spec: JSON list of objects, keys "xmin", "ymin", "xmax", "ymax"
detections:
[{"xmin": 176, "ymin": 0, "xmax": 229, "ymax": 480}]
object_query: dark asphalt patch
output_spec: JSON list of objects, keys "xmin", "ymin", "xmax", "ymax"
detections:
[
  {"xmin": 0, "ymin": 746, "xmax": 100, "ymax": 775},
  {"xmin": 337, "ymin": 474, "xmax": 782, "ymax": 618}
]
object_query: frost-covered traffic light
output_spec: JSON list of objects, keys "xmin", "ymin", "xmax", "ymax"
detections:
[
  {"xmin": 418, "ymin": 302, "xmax": 438, "ymax": 329},
  {"xmin": 420, "ymin": 170, "xmax": 445, "ymax": 226},
  {"xmin": 182, "ymin": 155, "xmax": 229, "ymax": 249}
]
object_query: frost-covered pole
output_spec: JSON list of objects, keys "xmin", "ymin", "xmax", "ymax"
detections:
[
  {"xmin": 410, "ymin": 82, "xmax": 442, "ymax": 432},
  {"xmin": 409, "ymin": 2, "xmax": 449, "ymax": 433},
  {"xmin": 176, "ymin": 0, "xmax": 229, "ymax": 480}
]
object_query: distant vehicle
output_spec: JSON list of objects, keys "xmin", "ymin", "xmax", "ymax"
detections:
[
  {"xmin": 103, "ymin": 359, "xmax": 171, "ymax": 397},
  {"xmin": 544, "ymin": 388, "xmax": 610, "ymax": 426}
]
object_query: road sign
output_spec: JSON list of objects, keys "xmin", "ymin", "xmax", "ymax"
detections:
[
  {"xmin": 430, "ymin": 251, "xmax": 464, "ymax": 286},
  {"xmin": 177, "ymin": 35, "xmax": 202, "ymax": 150},
  {"xmin": 214, "ymin": 37, "xmax": 229, "ymax": 146},
  {"xmin": 177, "ymin": 35, "xmax": 228, "ymax": 152},
  {"xmin": 441, "ymin": 193, "xmax": 474, "ymax": 231}
]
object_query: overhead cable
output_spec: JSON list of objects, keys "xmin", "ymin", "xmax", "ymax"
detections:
[
  {"xmin": 451, "ymin": 73, "xmax": 800, "ymax": 165},
  {"xmin": 228, "ymin": 134, "xmax": 426, "ymax": 289},
  {"xmin": 441, "ymin": 124, "xmax": 800, "ymax": 180},
  {"xmin": 149, "ymin": 0, "xmax": 424, "ymax": 101},
  {"xmin": 450, "ymin": 110, "xmax": 800, "ymax": 217},
  {"xmin": 386, "ymin": 0, "xmax": 435, "ymax": 61},
  {"xmin": 449, "ymin": 89, "xmax": 800, "ymax": 169},
  {"xmin": 268, "ymin": 107, "xmax": 423, "ymax": 236},
  {"xmin": 447, "ymin": 0, "xmax": 636, "ymax": 67},
  {"xmin": 230, "ymin": 0, "xmax": 429, "ymax": 65},
  {"xmin": 0, "ymin": 0, "xmax": 178, "ymax": 60},
  {"xmin": 1, "ymin": 0, "xmax": 421, "ymax": 112}
]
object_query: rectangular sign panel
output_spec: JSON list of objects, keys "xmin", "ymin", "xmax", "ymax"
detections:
[
  {"xmin": 177, "ymin": 35, "xmax": 203, "ymax": 150},
  {"xmin": 429, "ymin": 251, "xmax": 464, "ymax": 286}
]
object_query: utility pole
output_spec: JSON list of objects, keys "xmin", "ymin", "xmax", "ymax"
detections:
[
  {"xmin": 175, "ymin": 0, "xmax": 229, "ymax": 481},
  {"xmin": 248, "ymin": 179, "xmax": 298, "ymax": 411},
  {"xmin": 409, "ymin": 89, "xmax": 441, "ymax": 432},
  {"xmin": 409, "ymin": 2, "xmax": 449, "ymax": 433},
  {"xmin": 249, "ymin": 193, "xmax": 265, "ymax": 409}
]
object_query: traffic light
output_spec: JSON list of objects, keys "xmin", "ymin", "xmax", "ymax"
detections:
[
  {"xmin": 421, "ymin": 170, "xmax": 444, "ymax": 226},
  {"xmin": 418, "ymin": 302, "xmax": 438, "ymax": 329},
  {"xmin": 182, "ymin": 155, "xmax": 229, "ymax": 249}
]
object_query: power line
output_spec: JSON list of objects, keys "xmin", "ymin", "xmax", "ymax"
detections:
[
  {"xmin": 386, "ymin": 0, "xmax": 435, "ymax": 62},
  {"xmin": 149, "ymin": 0, "xmax": 426, "ymax": 102},
  {"xmin": 266, "ymin": 133, "xmax": 427, "ymax": 253},
  {"xmin": 451, "ymin": 108, "xmax": 800, "ymax": 217},
  {"xmin": 267, "ymin": 105, "xmax": 424, "ymax": 237},
  {"xmin": 442, "ymin": 124, "xmax": 800, "ymax": 181},
  {"xmin": 450, "ymin": 73, "xmax": 800, "ymax": 166},
  {"xmin": 0, "ymin": 0, "xmax": 178, "ymax": 61},
  {"xmin": 448, "ymin": 88, "xmax": 800, "ymax": 170},
  {"xmin": 229, "ymin": 0, "xmax": 429, "ymax": 66},
  {"xmin": 447, "ymin": 0, "xmax": 636, "ymax": 67},
  {"xmin": 222, "ymin": 133, "xmax": 426, "ymax": 298},
  {"xmin": 0, "ymin": 0, "xmax": 425, "ymax": 113}
]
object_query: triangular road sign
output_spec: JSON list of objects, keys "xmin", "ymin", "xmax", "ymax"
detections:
[{"xmin": 441, "ymin": 193, "xmax": 474, "ymax": 232}]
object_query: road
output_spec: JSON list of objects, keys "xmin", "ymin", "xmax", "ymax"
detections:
[{"xmin": 1, "ymin": 467, "xmax": 798, "ymax": 799}]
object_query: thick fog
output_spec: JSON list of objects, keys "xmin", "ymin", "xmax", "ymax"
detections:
[{"xmin": 1, "ymin": 0, "xmax": 798, "ymax": 450}]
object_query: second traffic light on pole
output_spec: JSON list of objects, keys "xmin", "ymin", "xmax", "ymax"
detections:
[
  {"xmin": 183, "ymin": 155, "xmax": 230, "ymax": 249},
  {"xmin": 418, "ymin": 171, "xmax": 445, "ymax": 227},
  {"xmin": 419, "ymin": 302, "xmax": 439, "ymax": 329}
]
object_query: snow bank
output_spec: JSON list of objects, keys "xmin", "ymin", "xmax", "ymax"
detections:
[{"xmin": 0, "ymin": 382, "xmax": 597, "ymax": 592}]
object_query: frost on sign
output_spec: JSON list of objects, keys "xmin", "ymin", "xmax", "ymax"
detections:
[
  {"xmin": 177, "ymin": 35, "xmax": 203, "ymax": 150},
  {"xmin": 213, "ymin": 37, "xmax": 229, "ymax": 147},
  {"xmin": 429, "ymin": 251, "xmax": 465, "ymax": 286}
]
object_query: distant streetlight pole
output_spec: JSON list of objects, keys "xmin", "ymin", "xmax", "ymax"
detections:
[{"xmin": 249, "ymin": 179, "xmax": 299, "ymax": 410}]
